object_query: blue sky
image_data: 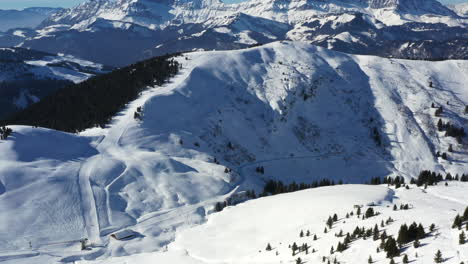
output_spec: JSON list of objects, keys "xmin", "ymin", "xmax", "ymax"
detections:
[{"xmin": 0, "ymin": 0, "xmax": 466, "ymax": 10}]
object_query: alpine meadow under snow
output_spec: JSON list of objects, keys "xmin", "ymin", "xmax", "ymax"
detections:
[{"xmin": 0, "ymin": 42, "xmax": 467, "ymax": 263}]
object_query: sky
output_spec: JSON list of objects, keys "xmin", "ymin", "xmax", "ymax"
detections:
[{"xmin": 0, "ymin": 0, "xmax": 466, "ymax": 10}]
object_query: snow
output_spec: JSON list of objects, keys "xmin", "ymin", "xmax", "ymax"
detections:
[
  {"xmin": 0, "ymin": 42, "xmax": 467, "ymax": 263},
  {"xmin": 78, "ymin": 182, "xmax": 468, "ymax": 264},
  {"xmin": 447, "ymin": 3, "xmax": 468, "ymax": 17}
]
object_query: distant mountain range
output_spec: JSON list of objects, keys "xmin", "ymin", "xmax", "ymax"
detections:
[
  {"xmin": 0, "ymin": 0, "xmax": 466, "ymax": 66},
  {"xmin": 0, "ymin": 7, "xmax": 63, "ymax": 32}
]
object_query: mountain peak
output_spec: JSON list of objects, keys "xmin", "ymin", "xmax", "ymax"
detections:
[{"xmin": 367, "ymin": 0, "xmax": 456, "ymax": 15}]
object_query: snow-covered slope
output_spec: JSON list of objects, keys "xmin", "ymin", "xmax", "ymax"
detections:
[
  {"xmin": 0, "ymin": 48, "xmax": 108, "ymax": 119},
  {"xmin": 0, "ymin": 7, "xmax": 62, "ymax": 32},
  {"xmin": 0, "ymin": 42, "xmax": 466, "ymax": 263},
  {"xmin": 77, "ymin": 182, "xmax": 468, "ymax": 264}
]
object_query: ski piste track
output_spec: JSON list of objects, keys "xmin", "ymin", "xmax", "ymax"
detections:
[{"xmin": 1, "ymin": 44, "xmax": 466, "ymax": 263}]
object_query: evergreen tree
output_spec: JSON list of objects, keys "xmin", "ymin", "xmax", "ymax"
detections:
[
  {"xmin": 327, "ymin": 216, "xmax": 334, "ymax": 229},
  {"xmin": 430, "ymin": 223, "xmax": 436, "ymax": 232},
  {"xmin": 215, "ymin": 202, "xmax": 224, "ymax": 212},
  {"xmin": 368, "ymin": 255, "xmax": 373, "ymax": 263},
  {"xmin": 384, "ymin": 237, "xmax": 400, "ymax": 258},
  {"xmin": 300, "ymin": 230, "xmax": 304, "ymax": 237},
  {"xmin": 373, "ymin": 224, "xmax": 380, "ymax": 241},
  {"xmin": 292, "ymin": 242, "xmax": 298, "ymax": 255},
  {"xmin": 314, "ymin": 234, "xmax": 318, "ymax": 240},
  {"xmin": 414, "ymin": 239, "xmax": 420, "ymax": 248},
  {"xmin": 437, "ymin": 119, "xmax": 443, "ymax": 131},
  {"xmin": 441, "ymin": 152, "xmax": 448, "ymax": 160},
  {"xmin": 434, "ymin": 250, "xmax": 443, "ymax": 263},
  {"xmin": 365, "ymin": 208, "xmax": 375, "ymax": 218},
  {"xmin": 417, "ymin": 223, "xmax": 425, "ymax": 239},
  {"xmin": 306, "ymin": 230, "xmax": 310, "ymax": 237},
  {"xmin": 389, "ymin": 258, "xmax": 395, "ymax": 264},
  {"xmin": 266, "ymin": 243, "xmax": 272, "ymax": 251},
  {"xmin": 296, "ymin": 257, "xmax": 302, "ymax": 264},
  {"xmin": 403, "ymin": 254, "xmax": 409, "ymax": 263},
  {"xmin": 453, "ymin": 214, "xmax": 463, "ymax": 229},
  {"xmin": 357, "ymin": 207, "xmax": 361, "ymax": 216},
  {"xmin": 333, "ymin": 214, "xmax": 338, "ymax": 222},
  {"xmin": 460, "ymin": 231, "xmax": 466, "ymax": 245}
]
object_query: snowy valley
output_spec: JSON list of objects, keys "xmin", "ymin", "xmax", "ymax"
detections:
[{"xmin": 0, "ymin": 42, "xmax": 467, "ymax": 263}]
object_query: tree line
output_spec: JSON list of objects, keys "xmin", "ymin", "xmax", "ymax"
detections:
[{"xmin": 2, "ymin": 54, "xmax": 181, "ymax": 132}]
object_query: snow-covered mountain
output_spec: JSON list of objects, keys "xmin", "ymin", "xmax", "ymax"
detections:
[
  {"xmin": 0, "ymin": 7, "xmax": 62, "ymax": 32},
  {"xmin": 0, "ymin": 0, "xmax": 464, "ymax": 66},
  {"xmin": 447, "ymin": 3, "xmax": 468, "ymax": 17},
  {"xmin": 0, "ymin": 42, "xmax": 466, "ymax": 263},
  {"xmin": 0, "ymin": 47, "xmax": 108, "ymax": 119}
]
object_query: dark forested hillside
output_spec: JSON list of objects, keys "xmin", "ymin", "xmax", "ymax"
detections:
[
  {"xmin": 3, "ymin": 54, "xmax": 180, "ymax": 132},
  {"xmin": 0, "ymin": 79, "xmax": 73, "ymax": 120}
]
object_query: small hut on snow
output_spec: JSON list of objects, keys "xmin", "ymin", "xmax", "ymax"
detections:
[{"xmin": 110, "ymin": 229, "xmax": 136, "ymax": 240}]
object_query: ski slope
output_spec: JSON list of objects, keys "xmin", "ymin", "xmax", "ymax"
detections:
[
  {"xmin": 78, "ymin": 182, "xmax": 468, "ymax": 264},
  {"xmin": 0, "ymin": 42, "xmax": 466, "ymax": 263}
]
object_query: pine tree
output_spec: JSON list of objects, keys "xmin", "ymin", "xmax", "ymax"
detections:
[
  {"xmin": 460, "ymin": 231, "xmax": 466, "ymax": 245},
  {"xmin": 215, "ymin": 202, "xmax": 224, "ymax": 212},
  {"xmin": 357, "ymin": 207, "xmax": 361, "ymax": 216},
  {"xmin": 292, "ymin": 242, "xmax": 298, "ymax": 255},
  {"xmin": 368, "ymin": 255, "xmax": 373, "ymax": 263},
  {"xmin": 365, "ymin": 208, "xmax": 375, "ymax": 218},
  {"xmin": 453, "ymin": 214, "xmax": 463, "ymax": 229},
  {"xmin": 373, "ymin": 224, "xmax": 380, "ymax": 241},
  {"xmin": 266, "ymin": 243, "xmax": 272, "ymax": 251},
  {"xmin": 441, "ymin": 152, "xmax": 447, "ymax": 160},
  {"xmin": 389, "ymin": 258, "xmax": 395, "ymax": 264},
  {"xmin": 300, "ymin": 230, "xmax": 304, "ymax": 237},
  {"xmin": 314, "ymin": 234, "xmax": 318, "ymax": 240},
  {"xmin": 384, "ymin": 237, "xmax": 400, "ymax": 258},
  {"xmin": 337, "ymin": 242, "xmax": 343, "ymax": 252},
  {"xmin": 393, "ymin": 204, "xmax": 398, "ymax": 211},
  {"xmin": 327, "ymin": 216, "xmax": 334, "ymax": 229},
  {"xmin": 397, "ymin": 224, "xmax": 409, "ymax": 246},
  {"xmin": 430, "ymin": 223, "xmax": 436, "ymax": 232},
  {"xmin": 414, "ymin": 239, "xmax": 420, "ymax": 248},
  {"xmin": 437, "ymin": 119, "xmax": 443, "ymax": 131},
  {"xmin": 333, "ymin": 214, "xmax": 338, "ymax": 222},
  {"xmin": 306, "ymin": 230, "xmax": 310, "ymax": 237},
  {"xmin": 296, "ymin": 257, "xmax": 302, "ymax": 264},
  {"xmin": 403, "ymin": 254, "xmax": 409, "ymax": 263},
  {"xmin": 434, "ymin": 250, "xmax": 443, "ymax": 263}
]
